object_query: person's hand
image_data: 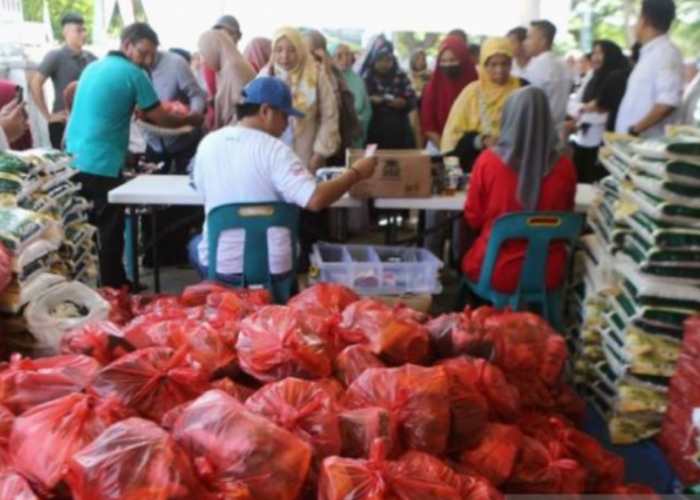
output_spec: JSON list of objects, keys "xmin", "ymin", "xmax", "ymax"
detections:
[
  {"xmin": 0, "ymin": 102, "xmax": 28, "ymax": 143},
  {"xmin": 369, "ymin": 95, "xmax": 384, "ymax": 105},
  {"xmin": 482, "ymin": 135, "xmax": 498, "ymax": 149},
  {"xmin": 49, "ymin": 111, "xmax": 68, "ymax": 123},
  {"xmin": 350, "ymin": 156, "xmax": 378, "ymax": 180},
  {"xmin": 564, "ymin": 119, "xmax": 577, "ymax": 137},
  {"xmin": 388, "ymin": 98, "xmax": 407, "ymax": 109},
  {"xmin": 309, "ymin": 154, "xmax": 326, "ymax": 173},
  {"xmin": 0, "ymin": 98, "xmax": 19, "ymax": 117}
]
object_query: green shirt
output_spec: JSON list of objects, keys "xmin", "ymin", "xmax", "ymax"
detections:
[{"xmin": 66, "ymin": 52, "xmax": 159, "ymax": 178}]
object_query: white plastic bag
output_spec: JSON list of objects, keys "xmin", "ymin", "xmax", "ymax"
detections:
[{"xmin": 25, "ymin": 281, "xmax": 110, "ymax": 351}]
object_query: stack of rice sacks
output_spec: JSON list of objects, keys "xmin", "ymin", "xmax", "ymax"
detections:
[
  {"xmin": 568, "ymin": 129, "xmax": 700, "ymax": 444},
  {"xmin": 0, "ymin": 149, "xmax": 97, "ymax": 354}
]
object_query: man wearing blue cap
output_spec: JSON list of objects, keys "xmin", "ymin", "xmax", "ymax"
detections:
[{"xmin": 189, "ymin": 76, "xmax": 377, "ymax": 281}]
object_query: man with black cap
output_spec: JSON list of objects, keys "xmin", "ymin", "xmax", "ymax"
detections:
[
  {"xmin": 30, "ymin": 13, "xmax": 97, "ymax": 149},
  {"xmin": 214, "ymin": 15, "xmax": 242, "ymax": 46},
  {"xmin": 189, "ymin": 76, "xmax": 377, "ymax": 283}
]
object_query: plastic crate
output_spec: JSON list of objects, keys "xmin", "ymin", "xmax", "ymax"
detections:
[{"xmin": 309, "ymin": 242, "xmax": 443, "ymax": 295}]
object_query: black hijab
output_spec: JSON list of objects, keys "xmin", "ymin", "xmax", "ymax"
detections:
[{"xmin": 582, "ymin": 40, "xmax": 629, "ymax": 103}]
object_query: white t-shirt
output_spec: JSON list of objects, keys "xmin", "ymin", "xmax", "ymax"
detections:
[
  {"xmin": 511, "ymin": 60, "xmax": 529, "ymax": 80},
  {"xmin": 193, "ymin": 126, "xmax": 317, "ymax": 275},
  {"xmin": 525, "ymin": 51, "xmax": 572, "ymax": 132},
  {"xmin": 615, "ymin": 35, "xmax": 684, "ymax": 138}
]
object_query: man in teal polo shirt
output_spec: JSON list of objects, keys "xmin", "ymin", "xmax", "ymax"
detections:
[{"xmin": 67, "ymin": 22, "xmax": 203, "ymax": 288}]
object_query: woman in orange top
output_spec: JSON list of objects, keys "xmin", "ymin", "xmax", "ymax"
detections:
[{"xmin": 463, "ymin": 86, "xmax": 577, "ymax": 294}]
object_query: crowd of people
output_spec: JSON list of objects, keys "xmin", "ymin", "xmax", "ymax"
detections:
[{"xmin": 0, "ymin": 0, "xmax": 697, "ymax": 293}]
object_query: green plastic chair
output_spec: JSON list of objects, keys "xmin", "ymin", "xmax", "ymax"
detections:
[
  {"xmin": 207, "ymin": 202, "xmax": 301, "ymax": 304},
  {"xmin": 461, "ymin": 212, "xmax": 584, "ymax": 331}
]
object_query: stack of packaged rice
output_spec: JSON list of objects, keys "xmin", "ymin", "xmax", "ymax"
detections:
[
  {"xmin": 0, "ymin": 149, "xmax": 99, "ymax": 356},
  {"xmin": 567, "ymin": 128, "xmax": 700, "ymax": 446}
]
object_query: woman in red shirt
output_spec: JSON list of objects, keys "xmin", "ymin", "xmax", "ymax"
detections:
[{"xmin": 463, "ymin": 86, "xmax": 577, "ymax": 294}]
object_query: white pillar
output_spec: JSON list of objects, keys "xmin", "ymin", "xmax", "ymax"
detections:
[{"xmin": 520, "ymin": 0, "xmax": 542, "ymax": 24}]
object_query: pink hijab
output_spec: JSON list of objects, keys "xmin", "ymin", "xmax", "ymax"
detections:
[{"xmin": 244, "ymin": 37, "xmax": 272, "ymax": 73}]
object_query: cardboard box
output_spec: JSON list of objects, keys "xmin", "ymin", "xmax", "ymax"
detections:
[{"xmin": 346, "ymin": 149, "xmax": 432, "ymax": 198}]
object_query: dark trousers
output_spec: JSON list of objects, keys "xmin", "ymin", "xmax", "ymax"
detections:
[
  {"xmin": 572, "ymin": 144, "xmax": 606, "ymax": 184},
  {"xmin": 76, "ymin": 172, "xmax": 127, "ymax": 288},
  {"xmin": 48, "ymin": 122, "xmax": 66, "ymax": 150}
]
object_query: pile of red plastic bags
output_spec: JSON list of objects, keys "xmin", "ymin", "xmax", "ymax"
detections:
[{"xmin": 0, "ymin": 281, "xmax": 655, "ymax": 500}]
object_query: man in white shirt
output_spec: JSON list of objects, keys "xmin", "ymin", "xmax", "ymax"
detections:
[
  {"xmin": 524, "ymin": 20, "xmax": 572, "ymax": 133},
  {"xmin": 507, "ymin": 27, "xmax": 530, "ymax": 79},
  {"xmin": 190, "ymin": 76, "xmax": 377, "ymax": 281},
  {"xmin": 616, "ymin": 0, "xmax": 684, "ymax": 138}
]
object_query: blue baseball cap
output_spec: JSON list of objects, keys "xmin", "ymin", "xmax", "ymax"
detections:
[{"xmin": 239, "ymin": 77, "xmax": 306, "ymax": 118}]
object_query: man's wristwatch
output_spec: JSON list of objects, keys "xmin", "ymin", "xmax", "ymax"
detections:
[{"xmin": 628, "ymin": 126, "xmax": 640, "ymax": 138}]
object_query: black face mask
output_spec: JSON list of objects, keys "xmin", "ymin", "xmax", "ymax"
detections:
[{"xmin": 440, "ymin": 65, "xmax": 461, "ymax": 79}]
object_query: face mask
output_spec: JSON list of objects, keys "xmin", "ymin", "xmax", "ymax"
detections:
[{"xmin": 440, "ymin": 65, "xmax": 461, "ymax": 79}]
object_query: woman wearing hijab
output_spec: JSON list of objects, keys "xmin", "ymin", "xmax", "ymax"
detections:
[
  {"xmin": 333, "ymin": 43, "xmax": 372, "ymax": 147},
  {"xmin": 421, "ymin": 35, "xmax": 478, "ymax": 150},
  {"xmin": 244, "ymin": 37, "xmax": 272, "ymax": 73},
  {"xmin": 363, "ymin": 35, "xmax": 418, "ymax": 149},
  {"xmin": 462, "ymin": 86, "xmax": 577, "ymax": 294},
  {"xmin": 198, "ymin": 29, "xmax": 256, "ymax": 130},
  {"xmin": 304, "ymin": 29, "xmax": 361, "ymax": 161},
  {"xmin": 263, "ymin": 26, "xmax": 339, "ymax": 171},
  {"xmin": 568, "ymin": 40, "xmax": 628, "ymax": 183},
  {"xmin": 442, "ymin": 37, "xmax": 527, "ymax": 171}
]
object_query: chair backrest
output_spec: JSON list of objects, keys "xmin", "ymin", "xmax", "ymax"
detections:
[
  {"xmin": 477, "ymin": 211, "xmax": 584, "ymax": 299},
  {"xmin": 206, "ymin": 202, "xmax": 301, "ymax": 287}
]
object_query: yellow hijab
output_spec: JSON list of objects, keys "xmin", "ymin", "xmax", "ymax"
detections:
[
  {"xmin": 271, "ymin": 27, "xmax": 320, "ymax": 114},
  {"xmin": 441, "ymin": 37, "xmax": 523, "ymax": 153}
]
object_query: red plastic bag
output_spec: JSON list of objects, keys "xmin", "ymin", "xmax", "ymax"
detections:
[
  {"xmin": 0, "ymin": 470, "xmax": 39, "ymax": 500},
  {"xmin": 172, "ymin": 390, "xmax": 312, "ymax": 500},
  {"xmin": 485, "ymin": 312, "xmax": 556, "ymax": 376},
  {"xmin": 339, "ymin": 407, "xmax": 399, "ymax": 459},
  {"xmin": 66, "ymin": 417, "xmax": 208, "ymax": 500},
  {"xmin": 124, "ymin": 319, "xmax": 237, "ymax": 375},
  {"xmin": 246, "ymin": 378, "xmax": 341, "ymax": 461},
  {"xmin": 540, "ymin": 334, "xmax": 568, "ymax": 386},
  {"xmin": 98, "ymin": 287, "xmax": 133, "ymax": 325},
  {"xmin": 0, "ymin": 243, "xmax": 11, "ymax": 298},
  {"xmin": 505, "ymin": 437, "xmax": 586, "ymax": 494},
  {"xmin": 0, "ymin": 354, "xmax": 101, "ymax": 414},
  {"xmin": 427, "ymin": 309, "xmax": 498, "ymax": 360},
  {"xmin": 288, "ymin": 283, "xmax": 359, "ymax": 316},
  {"xmin": 551, "ymin": 383, "xmax": 587, "ymax": 426},
  {"xmin": 88, "ymin": 347, "xmax": 210, "ymax": 423},
  {"xmin": 0, "ymin": 405, "xmax": 12, "ymax": 449},
  {"xmin": 336, "ymin": 300, "xmax": 431, "ymax": 365},
  {"xmin": 334, "ymin": 344, "xmax": 385, "ymax": 387},
  {"xmin": 439, "ymin": 358, "xmax": 490, "ymax": 454},
  {"xmin": 237, "ymin": 306, "xmax": 332, "ymax": 382},
  {"xmin": 319, "ymin": 439, "xmax": 463, "ymax": 500},
  {"xmin": 180, "ymin": 281, "xmax": 228, "ymax": 306},
  {"xmin": 441, "ymin": 357, "xmax": 521, "ymax": 423},
  {"xmin": 459, "ymin": 423, "xmax": 523, "ymax": 487},
  {"xmin": 60, "ymin": 321, "xmax": 133, "ymax": 365},
  {"xmin": 345, "ymin": 365, "xmax": 450, "ymax": 455},
  {"xmin": 10, "ymin": 394, "xmax": 132, "ymax": 494},
  {"xmin": 129, "ymin": 293, "xmax": 179, "ymax": 316},
  {"xmin": 288, "ymin": 284, "xmax": 360, "ymax": 340}
]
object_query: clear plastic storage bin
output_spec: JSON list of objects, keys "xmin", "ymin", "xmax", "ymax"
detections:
[{"xmin": 309, "ymin": 242, "xmax": 443, "ymax": 295}]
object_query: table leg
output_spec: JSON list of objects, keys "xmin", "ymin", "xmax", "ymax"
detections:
[
  {"xmin": 417, "ymin": 210, "xmax": 427, "ymax": 247},
  {"xmin": 129, "ymin": 206, "xmax": 140, "ymax": 290},
  {"xmin": 151, "ymin": 207, "xmax": 161, "ymax": 293},
  {"xmin": 384, "ymin": 211, "xmax": 398, "ymax": 245}
]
